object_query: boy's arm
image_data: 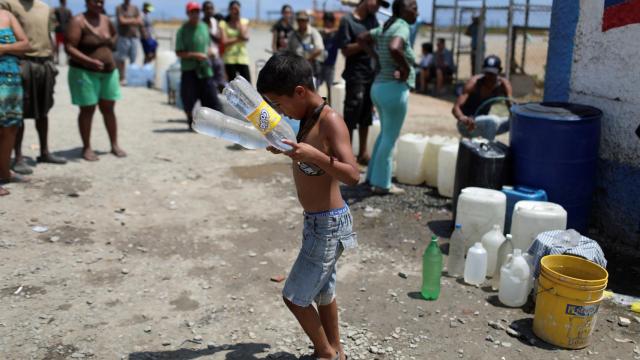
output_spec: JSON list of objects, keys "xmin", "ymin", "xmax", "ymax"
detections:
[{"xmin": 282, "ymin": 111, "xmax": 359, "ymax": 186}]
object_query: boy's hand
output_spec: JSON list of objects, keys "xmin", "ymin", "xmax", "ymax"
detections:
[
  {"xmin": 282, "ymin": 140, "xmax": 321, "ymax": 163},
  {"xmin": 266, "ymin": 146, "xmax": 282, "ymax": 154}
]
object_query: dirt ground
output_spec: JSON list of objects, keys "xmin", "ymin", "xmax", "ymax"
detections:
[{"xmin": 1, "ymin": 59, "xmax": 639, "ymax": 360}]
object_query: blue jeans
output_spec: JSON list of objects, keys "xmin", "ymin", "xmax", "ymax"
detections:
[
  {"xmin": 282, "ymin": 204, "xmax": 357, "ymax": 307},
  {"xmin": 367, "ymin": 81, "xmax": 410, "ymax": 189},
  {"xmin": 457, "ymin": 114, "xmax": 510, "ymax": 141}
]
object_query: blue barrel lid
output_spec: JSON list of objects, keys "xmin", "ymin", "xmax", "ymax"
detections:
[{"xmin": 511, "ymin": 102, "xmax": 603, "ymax": 121}]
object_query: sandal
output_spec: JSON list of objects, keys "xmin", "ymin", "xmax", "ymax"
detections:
[
  {"xmin": 0, "ymin": 173, "xmax": 30, "ymax": 185},
  {"xmin": 37, "ymin": 154, "xmax": 67, "ymax": 164},
  {"xmin": 11, "ymin": 159, "xmax": 33, "ymax": 175}
]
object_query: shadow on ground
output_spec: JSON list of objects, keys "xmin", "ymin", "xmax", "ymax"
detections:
[
  {"xmin": 128, "ymin": 342, "xmax": 297, "ymax": 360},
  {"xmin": 153, "ymin": 128, "xmax": 193, "ymax": 134},
  {"xmin": 52, "ymin": 147, "xmax": 108, "ymax": 162}
]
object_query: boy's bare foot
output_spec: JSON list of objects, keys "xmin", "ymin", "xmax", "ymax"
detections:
[
  {"xmin": 83, "ymin": 148, "xmax": 99, "ymax": 162},
  {"xmin": 111, "ymin": 146, "xmax": 127, "ymax": 158},
  {"xmin": 0, "ymin": 186, "xmax": 9, "ymax": 196}
]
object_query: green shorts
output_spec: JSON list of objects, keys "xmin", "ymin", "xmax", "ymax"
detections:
[{"xmin": 68, "ymin": 66, "xmax": 121, "ymax": 107}]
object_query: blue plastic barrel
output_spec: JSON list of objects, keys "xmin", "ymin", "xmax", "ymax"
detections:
[
  {"xmin": 510, "ymin": 102, "xmax": 602, "ymax": 232},
  {"xmin": 502, "ymin": 186, "xmax": 548, "ymax": 233}
]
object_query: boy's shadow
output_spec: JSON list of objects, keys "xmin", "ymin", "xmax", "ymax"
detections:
[{"xmin": 128, "ymin": 342, "xmax": 297, "ymax": 360}]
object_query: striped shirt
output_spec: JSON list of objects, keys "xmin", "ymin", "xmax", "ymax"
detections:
[{"xmin": 370, "ymin": 18, "xmax": 416, "ymax": 88}]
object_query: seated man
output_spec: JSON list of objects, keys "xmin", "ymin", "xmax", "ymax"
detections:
[
  {"xmin": 417, "ymin": 42, "xmax": 433, "ymax": 93},
  {"xmin": 424, "ymin": 38, "xmax": 455, "ymax": 94},
  {"xmin": 452, "ymin": 55, "xmax": 512, "ymax": 141}
]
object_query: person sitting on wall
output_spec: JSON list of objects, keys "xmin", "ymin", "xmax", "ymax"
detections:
[
  {"xmin": 423, "ymin": 37, "xmax": 454, "ymax": 95},
  {"xmin": 452, "ymin": 55, "xmax": 513, "ymax": 141}
]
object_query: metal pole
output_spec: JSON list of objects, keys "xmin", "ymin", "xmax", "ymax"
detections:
[
  {"xmin": 505, "ymin": 0, "xmax": 514, "ymax": 79},
  {"xmin": 256, "ymin": 0, "xmax": 261, "ymax": 22},
  {"xmin": 475, "ymin": 0, "xmax": 486, "ymax": 75},
  {"xmin": 521, "ymin": 0, "xmax": 531, "ymax": 74},
  {"xmin": 452, "ymin": 0, "xmax": 459, "ymax": 81},
  {"xmin": 430, "ymin": 0, "xmax": 437, "ymax": 47}
]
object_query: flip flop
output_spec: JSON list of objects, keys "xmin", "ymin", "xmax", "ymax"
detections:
[
  {"xmin": 0, "ymin": 173, "xmax": 30, "ymax": 185},
  {"xmin": 11, "ymin": 160, "xmax": 33, "ymax": 175},
  {"xmin": 37, "ymin": 154, "xmax": 67, "ymax": 164}
]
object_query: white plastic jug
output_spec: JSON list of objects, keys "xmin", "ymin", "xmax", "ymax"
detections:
[
  {"xmin": 155, "ymin": 50, "xmax": 178, "ymax": 90},
  {"xmin": 366, "ymin": 120, "xmax": 381, "ymax": 157},
  {"xmin": 481, "ymin": 224, "xmax": 506, "ymax": 277},
  {"xmin": 464, "ymin": 242, "xmax": 487, "ymax": 286},
  {"xmin": 437, "ymin": 143, "xmax": 459, "ymax": 197},
  {"xmin": 396, "ymin": 134, "xmax": 429, "ymax": 185},
  {"xmin": 331, "ymin": 82, "xmax": 346, "ymax": 116},
  {"xmin": 498, "ymin": 249, "xmax": 531, "ymax": 307},
  {"xmin": 423, "ymin": 135, "xmax": 449, "ymax": 187},
  {"xmin": 456, "ymin": 187, "xmax": 507, "ymax": 251},
  {"xmin": 510, "ymin": 201, "xmax": 567, "ymax": 251}
]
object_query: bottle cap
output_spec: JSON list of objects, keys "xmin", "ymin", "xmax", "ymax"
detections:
[
  {"xmin": 506, "ymin": 234, "xmax": 512, "ymax": 240},
  {"xmin": 493, "ymin": 224, "xmax": 501, "ymax": 231},
  {"xmin": 455, "ymin": 224, "xmax": 462, "ymax": 229},
  {"xmin": 513, "ymin": 249, "xmax": 522, "ymax": 256},
  {"xmin": 431, "ymin": 235, "xmax": 438, "ymax": 242}
]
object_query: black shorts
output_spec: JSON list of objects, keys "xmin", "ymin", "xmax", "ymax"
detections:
[{"xmin": 343, "ymin": 81, "xmax": 373, "ymax": 131}]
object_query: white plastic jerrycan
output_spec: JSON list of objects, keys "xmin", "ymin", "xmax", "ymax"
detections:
[
  {"xmin": 464, "ymin": 242, "xmax": 487, "ymax": 286},
  {"xmin": 498, "ymin": 249, "xmax": 531, "ymax": 307},
  {"xmin": 481, "ymin": 224, "xmax": 506, "ymax": 278},
  {"xmin": 396, "ymin": 134, "xmax": 429, "ymax": 185},
  {"xmin": 511, "ymin": 201, "xmax": 567, "ymax": 251},
  {"xmin": 423, "ymin": 135, "xmax": 449, "ymax": 187},
  {"xmin": 437, "ymin": 143, "xmax": 459, "ymax": 197}
]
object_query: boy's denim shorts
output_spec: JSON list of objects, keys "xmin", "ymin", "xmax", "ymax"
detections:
[{"xmin": 283, "ymin": 204, "xmax": 357, "ymax": 307}]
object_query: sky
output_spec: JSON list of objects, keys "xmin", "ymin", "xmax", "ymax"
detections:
[{"xmin": 42, "ymin": 0, "xmax": 553, "ymax": 27}]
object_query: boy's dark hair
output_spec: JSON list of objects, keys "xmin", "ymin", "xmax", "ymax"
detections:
[
  {"xmin": 437, "ymin": 37, "xmax": 446, "ymax": 45},
  {"xmin": 422, "ymin": 42, "xmax": 433, "ymax": 53},
  {"xmin": 383, "ymin": 0, "xmax": 408, "ymax": 33},
  {"xmin": 257, "ymin": 53, "xmax": 315, "ymax": 96},
  {"xmin": 282, "ymin": 4, "xmax": 292, "ymax": 13},
  {"xmin": 323, "ymin": 11, "xmax": 335, "ymax": 23},
  {"xmin": 229, "ymin": 0, "xmax": 241, "ymax": 9}
]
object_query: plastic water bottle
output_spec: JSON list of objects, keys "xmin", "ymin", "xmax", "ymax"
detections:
[
  {"xmin": 421, "ymin": 235, "xmax": 443, "ymax": 300},
  {"xmin": 481, "ymin": 224, "xmax": 506, "ymax": 277},
  {"xmin": 498, "ymin": 249, "xmax": 531, "ymax": 307},
  {"xmin": 491, "ymin": 234, "xmax": 514, "ymax": 291},
  {"xmin": 223, "ymin": 76, "xmax": 297, "ymax": 152},
  {"xmin": 193, "ymin": 107, "xmax": 269, "ymax": 149},
  {"xmin": 447, "ymin": 224, "xmax": 466, "ymax": 278},
  {"xmin": 464, "ymin": 242, "xmax": 488, "ymax": 286}
]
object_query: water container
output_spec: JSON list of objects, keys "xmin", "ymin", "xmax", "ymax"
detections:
[
  {"xmin": 502, "ymin": 186, "xmax": 548, "ymax": 233},
  {"xmin": 481, "ymin": 224, "xmax": 506, "ymax": 277},
  {"xmin": 366, "ymin": 119, "xmax": 381, "ymax": 157},
  {"xmin": 452, "ymin": 139, "xmax": 510, "ymax": 219},
  {"xmin": 396, "ymin": 134, "xmax": 429, "ymax": 185},
  {"xmin": 510, "ymin": 200, "xmax": 567, "ymax": 251},
  {"xmin": 437, "ymin": 143, "xmax": 459, "ymax": 197},
  {"xmin": 455, "ymin": 187, "xmax": 507, "ymax": 251},
  {"xmin": 331, "ymin": 82, "xmax": 346, "ymax": 116},
  {"xmin": 447, "ymin": 224, "xmax": 466, "ymax": 278},
  {"xmin": 464, "ymin": 242, "xmax": 488, "ymax": 286},
  {"xmin": 510, "ymin": 102, "xmax": 602, "ymax": 231},
  {"xmin": 491, "ymin": 234, "xmax": 514, "ymax": 290},
  {"xmin": 351, "ymin": 131, "xmax": 359, "ymax": 155},
  {"xmin": 155, "ymin": 50, "xmax": 178, "ymax": 90},
  {"xmin": 126, "ymin": 63, "xmax": 155, "ymax": 87},
  {"xmin": 423, "ymin": 135, "xmax": 449, "ymax": 187},
  {"xmin": 498, "ymin": 249, "xmax": 531, "ymax": 307}
]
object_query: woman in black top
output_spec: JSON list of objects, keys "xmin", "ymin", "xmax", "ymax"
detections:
[{"xmin": 271, "ymin": 4, "xmax": 293, "ymax": 53}]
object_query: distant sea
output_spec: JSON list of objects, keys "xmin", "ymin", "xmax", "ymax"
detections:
[{"xmin": 42, "ymin": 0, "xmax": 552, "ymax": 27}]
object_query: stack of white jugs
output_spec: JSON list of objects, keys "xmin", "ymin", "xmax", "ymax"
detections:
[{"xmin": 449, "ymin": 224, "xmax": 533, "ymax": 308}]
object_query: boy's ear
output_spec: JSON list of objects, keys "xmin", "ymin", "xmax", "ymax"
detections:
[{"xmin": 294, "ymin": 85, "xmax": 307, "ymax": 98}]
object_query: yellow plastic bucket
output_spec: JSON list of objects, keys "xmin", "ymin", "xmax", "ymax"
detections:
[{"xmin": 533, "ymin": 255, "xmax": 608, "ymax": 349}]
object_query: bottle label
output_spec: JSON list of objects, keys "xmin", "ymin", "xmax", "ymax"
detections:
[{"xmin": 247, "ymin": 101, "xmax": 282, "ymax": 135}]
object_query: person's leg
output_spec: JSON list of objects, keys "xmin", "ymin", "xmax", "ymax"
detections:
[
  {"xmin": 238, "ymin": 64, "xmax": 251, "ymax": 83},
  {"xmin": 98, "ymin": 100, "xmax": 126, "ymax": 157},
  {"xmin": 357, "ymin": 82, "xmax": 374, "ymax": 165},
  {"xmin": 0, "ymin": 126, "xmax": 18, "ymax": 180},
  {"xmin": 35, "ymin": 61, "xmax": 65, "ymax": 164},
  {"xmin": 78, "ymin": 105, "xmax": 98, "ymax": 161},
  {"xmin": 200, "ymin": 77, "xmax": 222, "ymax": 112},
  {"xmin": 368, "ymin": 82, "xmax": 409, "ymax": 190},
  {"xmin": 129, "ymin": 36, "xmax": 138, "ymax": 66},
  {"xmin": 342, "ymin": 80, "xmax": 359, "ymax": 144},
  {"xmin": 224, "ymin": 64, "xmax": 235, "ymax": 82},
  {"xmin": 283, "ymin": 299, "xmax": 336, "ymax": 359},
  {"xmin": 436, "ymin": 68, "xmax": 444, "ymax": 94},
  {"xmin": 212, "ymin": 57, "xmax": 226, "ymax": 91},
  {"xmin": 180, "ymin": 71, "xmax": 198, "ymax": 129},
  {"xmin": 115, "ymin": 37, "xmax": 128, "ymax": 83},
  {"xmin": 318, "ymin": 299, "xmax": 343, "ymax": 360}
]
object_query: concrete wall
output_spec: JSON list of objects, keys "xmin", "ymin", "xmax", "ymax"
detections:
[{"xmin": 545, "ymin": 0, "xmax": 640, "ymax": 249}]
